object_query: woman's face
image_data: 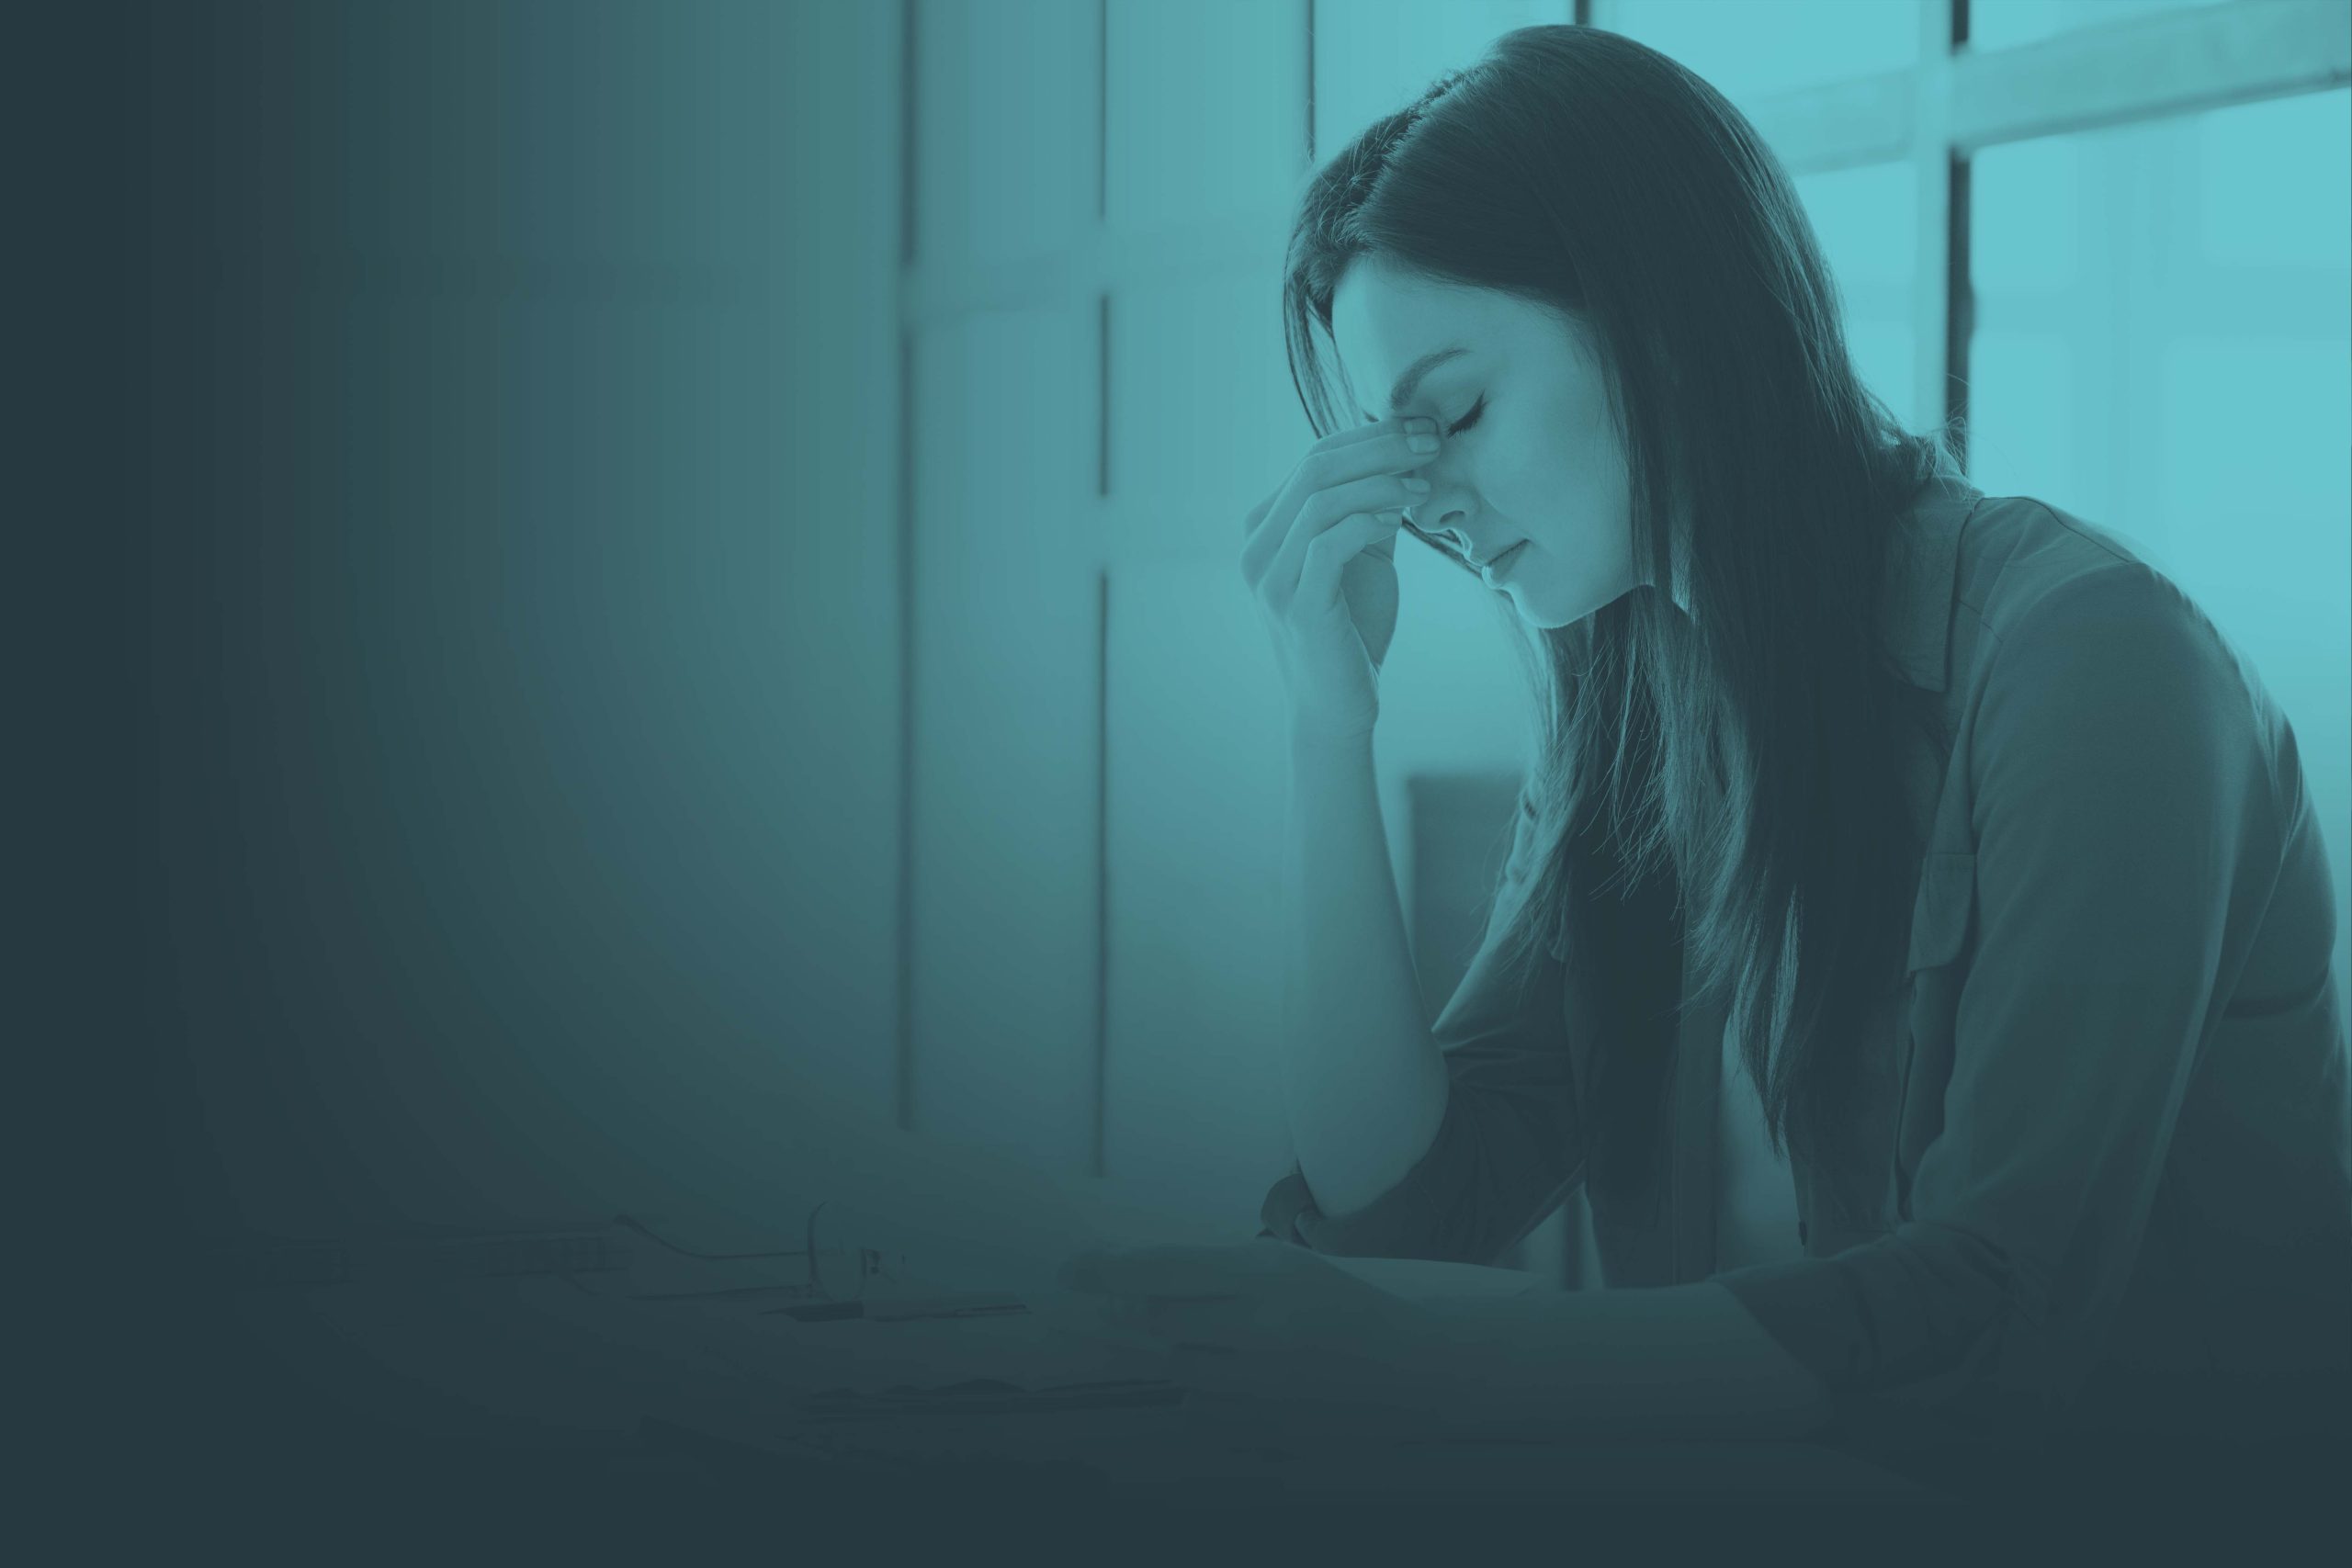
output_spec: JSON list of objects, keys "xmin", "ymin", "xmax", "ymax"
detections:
[{"xmin": 1327, "ymin": 257, "xmax": 1652, "ymax": 628}]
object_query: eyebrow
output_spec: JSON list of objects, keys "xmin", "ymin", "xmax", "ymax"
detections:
[{"xmin": 1361, "ymin": 345, "xmax": 1469, "ymax": 423}]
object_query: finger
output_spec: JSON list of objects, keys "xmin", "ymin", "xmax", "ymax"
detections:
[
  {"xmin": 1239, "ymin": 465, "xmax": 1301, "ymax": 558},
  {"xmin": 1242, "ymin": 425, "xmax": 1430, "ymax": 586},
  {"xmin": 1241, "ymin": 486, "xmax": 1277, "ymax": 540},
  {"xmin": 1250, "ymin": 434, "xmax": 1425, "ymax": 573},
  {"xmin": 1258, "ymin": 473, "xmax": 1425, "ymax": 612},
  {"xmin": 1296, "ymin": 511, "xmax": 1403, "ymax": 616},
  {"xmin": 1299, "ymin": 417, "xmax": 1419, "ymax": 469}
]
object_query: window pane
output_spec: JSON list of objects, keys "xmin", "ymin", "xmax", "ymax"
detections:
[
  {"xmin": 1110, "ymin": 273, "xmax": 1311, "ymax": 517},
  {"xmin": 1966, "ymin": 329, "xmax": 2074, "ymax": 509},
  {"xmin": 1108, "ymin": 0, "xmax": 1307, "ymax": 231},
  {"xmin": 1968, "ymin": 0, "xmax": 2226, "ymax": 52},
  {"xmin": 1610, "ymin": 0, "xmax": 1921, "ymax": 103},
  {"xmin": 914, "ymin": 0, "xmax": 1091, "ymax": 265},
  {"xmin": 908, "ymin": 307, "xmax": 1100, "ymax": 1174},
  {"xmin": 1310, "ymin": 0, "xmax": 1565, "ymax": 157},
  {"xmin": 1103, "ymin": 566, "xmax": 1294, "ymax": 1213},
  {"xmin": 2198, "ymin": 89, "xmax": 2352, "ymax": 269},
  {"xmin": 1971, "ymin": 89, "xmax": 2352, "ymax": 1021},
  {"xmin": 1971, "ymin": 133, "xmax": 2084, "ymax": 292}
]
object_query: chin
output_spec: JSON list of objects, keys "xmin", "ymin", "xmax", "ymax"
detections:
[
  {"xmin": 1506, "ymin": 595, "xmax": 1577, "ymax": 631},
  {"xmin": 1507, "ymin": 578, "xmax": 1619, "ymax": 631},
  {"xmin": 1523, "ymin": 573, "xmax": 1656, "ymax": 629}
]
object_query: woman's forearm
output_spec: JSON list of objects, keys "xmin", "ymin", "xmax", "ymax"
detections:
[
  {"xmin": 1408, "ymin": 1281, "xmax": 1837, "ymax": 1441},
  {"xmin": 1279, "ymin": 727, "xmax": 1452, "ymax": 1222}
]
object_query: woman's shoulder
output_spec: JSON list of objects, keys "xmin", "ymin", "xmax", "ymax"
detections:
[
  {"xmin": 1951, "ymin": 492, "xmax": 2177, "ymax": 634},
  {"xmin": 1949, "ymin": 492, "xmax": 2297, "ymax": 821},
  {"xmin": 1951, "ymin": 493, "xmax": 2261, "ymax": 698}
]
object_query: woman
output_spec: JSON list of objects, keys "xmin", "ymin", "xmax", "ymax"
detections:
[{"xmin": 1056, "ymin": 25, "xmax": 2350, "ymax": 1492}]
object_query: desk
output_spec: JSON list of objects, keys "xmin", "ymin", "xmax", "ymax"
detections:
[{"xmin": 158, "ymin": 1267, "xmax": 1949, "ymax": 1530}]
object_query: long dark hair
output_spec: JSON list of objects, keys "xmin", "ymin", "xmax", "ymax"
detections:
[{"xmin": 1279, "ymin": 25, "xmax": 1965, "ymax": 1208}]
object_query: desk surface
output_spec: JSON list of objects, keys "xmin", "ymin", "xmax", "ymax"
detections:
[{"xmin": 181, "ymin": 1272, "xmax": 1951, "ymax": 1511}]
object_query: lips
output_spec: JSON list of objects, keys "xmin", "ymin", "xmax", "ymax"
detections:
[{"xmin": 1477, "ymin": 540, "xmax": 1528, "ymax": 580}]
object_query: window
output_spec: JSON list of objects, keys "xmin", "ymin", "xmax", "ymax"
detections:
[
  {"xmin": 1972, "ymin": 90, "xmax": 2352, "ymax": 1017},
  {"xmin": 898, "ymin": 0, "xmax": 2352, "ymax": 1220}
]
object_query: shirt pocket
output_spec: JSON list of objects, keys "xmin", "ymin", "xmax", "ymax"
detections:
[{"xmin": 1892, "ymin": 851, "xmax": 1979, "ymax": 1216}]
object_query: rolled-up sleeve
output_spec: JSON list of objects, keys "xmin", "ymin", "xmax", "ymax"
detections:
[
  {"xmin": 1713, "ymin": 564, "xmax": 2289, "ymax": 1429},
  {"xmin": 1257, "ymin": 795, "xmax": 1588, "ymax": 1267}
]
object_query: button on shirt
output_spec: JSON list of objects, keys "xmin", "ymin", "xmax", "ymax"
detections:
[{"xmin": 1258, "ymin": 473, "xmax": 2352, "ymax": 1446}]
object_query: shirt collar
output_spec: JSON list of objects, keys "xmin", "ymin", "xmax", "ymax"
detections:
[{"xmin": 1882, "ymin": 472, "xmax": 1984, "ymax": 694}]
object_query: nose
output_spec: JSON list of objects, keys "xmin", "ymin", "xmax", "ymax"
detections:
[
  {"xmin": 1404, "ymin": 474, "xmax": 1483, "ymax": 557},
  {"xmin": 1426, "ymin": 513, "xmax": 1486, "ymax": 560},
  {"xmin": 1407, "ymin": 500, "xmax": 1471, "ymax": 550}
]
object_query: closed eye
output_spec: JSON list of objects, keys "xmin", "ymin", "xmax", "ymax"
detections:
[{"xmin": 1358, "ymin": 395, "xmax": 1486, "ymax": 435}]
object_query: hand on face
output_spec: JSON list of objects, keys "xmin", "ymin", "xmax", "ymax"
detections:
[{"xmin": 1238, "ymin": 416, "xmax": 1442, "ymax": 744}]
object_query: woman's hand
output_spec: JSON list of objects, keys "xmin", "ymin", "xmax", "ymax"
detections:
[{"xmin": 1238, "ymin": 417, "xmax": 1442, "ymax": 746}]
